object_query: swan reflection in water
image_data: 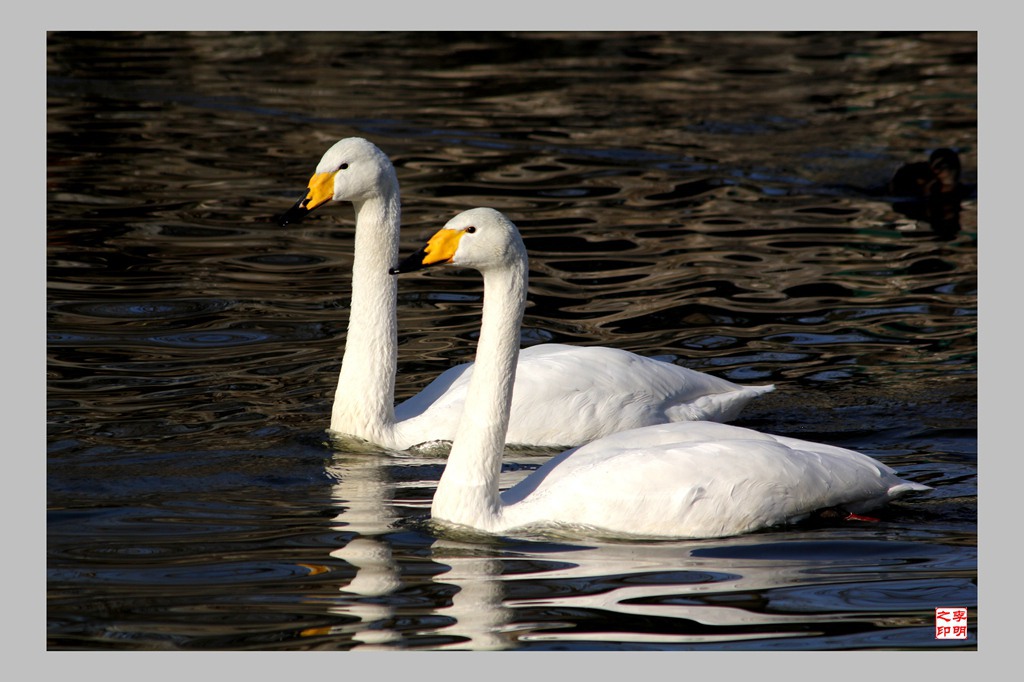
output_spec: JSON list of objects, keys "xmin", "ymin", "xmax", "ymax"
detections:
[
  {"xmin": 305, "ymin": 447, "xmax": 517, "ymax": 650},
  {"xmin": 298, "ymin": 447, "xmax": 403, "ymax": 649},
  {"xmin": 301, "ymin": 448, "xmax": 933, "ymax": 649}
]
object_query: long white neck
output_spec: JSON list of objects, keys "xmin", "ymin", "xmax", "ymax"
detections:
[
  {"xmin": 330, "ymin": 194, "xmax": 400, "ymax": 442},
  {"xmin": 431, "ymin": 257, "xmax": 527, "ymax": 530}
]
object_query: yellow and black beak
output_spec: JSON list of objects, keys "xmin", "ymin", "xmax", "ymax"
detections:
[
  {"xmin": 277, "ymin": 171, "xmax": 338, "ymax": 227},
  {"xmin": 389, "ymin": 228, "xmax": 467, "ymax": 275}
]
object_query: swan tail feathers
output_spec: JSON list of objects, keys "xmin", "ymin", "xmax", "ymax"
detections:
[{"xmin": 667, "ymin": 383, "xmax": 775, "ymax": 423}]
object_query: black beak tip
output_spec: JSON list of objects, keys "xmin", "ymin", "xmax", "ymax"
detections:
[
  {"xmin": 277, "ymin": 205, "xmax": 308, "ymax": 227},
  {"xmin": 278, "ymin": 191, "xmax": 315, "ymax": 227},
  {"xmin": 390, "ymin": 247, "xmax": 431, "ymax": 275}
]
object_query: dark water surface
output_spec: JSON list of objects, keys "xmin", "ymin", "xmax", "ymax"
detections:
[{"xmin": 47, "ymin": 31, "xmax": 976, "ymax": 651}]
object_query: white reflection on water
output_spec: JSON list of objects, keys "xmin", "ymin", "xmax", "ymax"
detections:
[
  {"xmin": 316, "ymin": 452, "xmax": 404, "ymax": 649},
  {"xmin": 501, "ymin": 541, "xmax": 861, "ymax": 646},
  {"xmin": 328, "ymin": 537, "xmax": 403, "ymax": 649},
  {"xmin": 321, "ymin": 452, "xmax": 517, "ymax": 650},
  {"xmin": 429, "ymin": 541, "xmax": 515, "ymax": 651}
]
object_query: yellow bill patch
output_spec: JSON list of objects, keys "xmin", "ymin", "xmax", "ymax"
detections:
[
  {"xmin": 422, "ymin": 228, "xmax": 465, "ymax": 265},
  {"xmin": 304, "ymin": 171, "xmax": 337, "ymax": 211}
]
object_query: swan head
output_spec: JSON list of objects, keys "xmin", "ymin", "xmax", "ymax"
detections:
[
  {"xmin": 278, "ymin": 137, "xmax": 399, "ymax": 226},
  {"xmin": 390, "ymin": 208, "xmax": 527, "ymax": 275}
]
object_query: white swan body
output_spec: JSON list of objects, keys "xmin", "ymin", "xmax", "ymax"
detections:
[
  {"xmin": 393, "ymin": 343, "xmax": 769, "ymax": 448},
  {"xmin": 391, "ymin": 208, "xmax": 931, "ymax": 539},
  {"xmin": 280, "ymin": 137, "xmax": 772, "ymax": 451}
]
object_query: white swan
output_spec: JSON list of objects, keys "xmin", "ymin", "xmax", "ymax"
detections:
[
  {"xmin": 390, "ymin": 207, "xmax": 931, "ymax": 538},
  {"xmin": 279, "ymin": 137, "xmax": 773, "ymax": 451}
]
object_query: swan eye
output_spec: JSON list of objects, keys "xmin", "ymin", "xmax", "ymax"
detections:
[
  {"xmin": 465, "ymin": 226, "xmax": 476, "ymax": 234},
  {"xmin": 339, "ymin": 163, "xmax": 349, "ymax": 170}
]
